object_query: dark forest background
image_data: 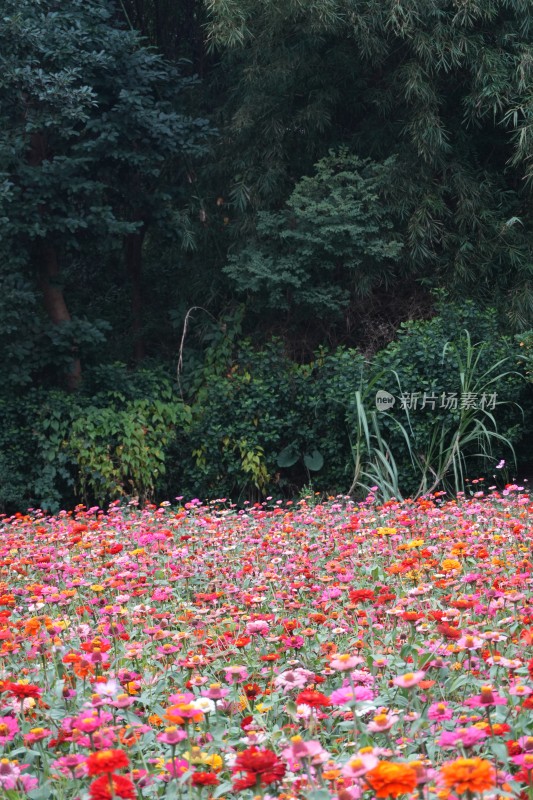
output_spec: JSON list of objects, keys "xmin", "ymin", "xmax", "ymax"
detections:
[{"xmin": 2, "ymin": 0, "xmax": 533, "ymax": 511}]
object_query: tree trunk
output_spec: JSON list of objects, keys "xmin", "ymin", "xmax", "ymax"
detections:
[
  {"xmin": 125, "ymin": 227, "xmax": 146, "ymax": 363},
  {"xmin": 39, "ymin": 245, "xmax": 82, "ymax": 390}
]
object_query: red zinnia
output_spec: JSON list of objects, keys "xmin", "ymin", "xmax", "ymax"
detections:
[
  {"xmin": 437, "ymin": 624, "xmax": 462, "ymax": 640},
  {"xmin": 296, "ymin": 689, "xmax": 330, "ymax": 708},
  {"xmin": 7, "ymin": 682, "xmax": 41, "ymax": 699},
  {"xmin": 232, "ymin": 747, "xmax": 286, "ymax": 788},
  {"xmin": 191, "ymin": 772, "xmax": 220, "ymax": 787},
  {"xmin": 87, "ymin": 749, "xmax": 130, "ymax": 776},
  {"xmin": 243, "ymin": 683, "xmax": 261, "ymax": 699},
  {"xmin": 233, "ymin": 773, "xmax": 257, "ymax": 791},
  {"xmin": 349, "ymin": 589, "xmax": 375, "ymax": 604},
  {"xmin": 89, "ymin": 774, "xmax": 136, "ymax": 800}
]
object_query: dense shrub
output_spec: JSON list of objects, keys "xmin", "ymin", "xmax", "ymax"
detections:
[{"xmin": 1, "ymin": 300, "xmax": 530, "ymax": 513}]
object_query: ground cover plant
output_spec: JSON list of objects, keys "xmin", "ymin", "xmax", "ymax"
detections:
[{"xmin": 1, "ymin": 486, "xmax": 533, "ymax": 800}]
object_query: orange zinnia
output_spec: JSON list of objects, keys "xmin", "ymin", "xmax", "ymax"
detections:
[
  {"xmin": 440, "ymin": 757, "xmax": 495, "ymax": 795},
  {"xmin": 366, "ymin": 761, "xmax": 417, "ymax": 798}
]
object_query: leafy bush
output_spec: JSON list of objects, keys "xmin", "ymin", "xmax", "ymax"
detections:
[
  {"xmin": 0, "ymin": 367, "xmax": 190, "ymax": 513},
  {"xmin": 2, "ymin": 300, "xmax": 530, "ymax": 513},
  {"xmin": 173, "ymin": 298, "xmax": 529, "ymax": 502}
]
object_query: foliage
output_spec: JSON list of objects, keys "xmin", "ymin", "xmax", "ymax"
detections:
[
  {"xmin": 0, "ymin": 0, "xmax": 212, "ymax": 384},
  {"xmin": 516, "ymin": 330, "xmax": 533, "ymax": 383},
  {"xmin": 225, "ymin": 150, "xmax": 403, "ymax": 320},
  {"xmin": 169, "ymin": 299, "xmax": 528, "ymax": 503},
  {"xmin": 0, "ymin": 368, "xmax": 190, "ymax": 513},
  {"xmin": 205, "ymin": 0, "xmax": 533, "ymax": 327},
  {"xmin": 3, "ymin": 0, "xmax": 533, "ymax": 510},
  {"xmin": 348, "ymin": 334, "xmax": 526, "ymax": 501},
  {"xmin": 66, "ymin": 396, "xmax": 190, "ymax": 506},
  {"xmin": 358, "ymin": 302, "xmax": 528, "ymax": 496}
]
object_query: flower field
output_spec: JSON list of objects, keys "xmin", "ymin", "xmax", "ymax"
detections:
[{"xmin": 1, "ymin": 487, "xmax": 533, "ymax": 800}]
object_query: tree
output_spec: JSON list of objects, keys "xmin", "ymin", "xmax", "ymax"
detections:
[
  {"xmin": 225, "ymin": 150, "xmax": 403, "ymax": 334},
  {"xmin": 0, "ymin": 0, "xmax": 213, "ymax": 387},
  {"xmin": 203, "ymin": 0, "xmax": 533, "ymax": 330}
]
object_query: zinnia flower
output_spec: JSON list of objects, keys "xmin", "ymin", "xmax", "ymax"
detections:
[
  {"xmin": 157, "ymin": 726, "xmax": 187, "ymax": 745},
  {"xmin": 0, "ymin": 716, "xmax": 18, "ymax": 744},
  {"xmin": 464, "ymin": 686, "xmax": 507, "ymax": 708},
  {"xmin": 330, "ymin": 654, "xmax": 364, "ymax": 671},
  {"xmin": 23, "ymin": 727, "xmax": 51, "ymax": 745},
  {"xmin": 342, "ymin": 752, "xmax": 379, "ymax": 778},
  {"xmin": 232, "ymin": 747, "xmax": 286, "ymax": 788},
  {"xmin": 6, "ymin": 682, "xmax": 41, "ymax": 699},
  {"xmin": 438, "ymin": 727, "xmax": 488, "ymax": 749},
  {"xmin": 330, "ymin": 686, "xmax": 374, "ymax": 705},
  {"xmin": 367, "ymin": 712, "xmax": 399, "ymax": 732},
  {"xmin": 392, "ymin": 671, "xmax": 425, "ymax": 688},
  {"xmin": 89, "ymin": 774, "xmax": 136, "ymax": 799},
  {"xmin": 365, "ymin": 761, "xmax": 417, "ymax": 797},
  {"xmin": 439, "ymin": 757, "xmax": 496, "ymax": 795},
  {"xmin": 295, "ymin": 689, "xmax": 330, "ymax": 708},
  {"xmin": 512, "ymin": 754, "xmax": 533, "ymax": 770},
  {"xmin": 428, "ymin": 702, "xmax": 453, "ymax": 721},
  {"xmin": 274, "ymin": 669, "xmax": 313, "ymax": 690},
  {"xmin": 281, "ymin": 736, "xmax": 328, "ymax": 766},
  {"xmin": 86, "ymin": 749, "xmax": 129, "ymax": 776},
  {"xmin": 191, "ymin": 772, "xmax": 220, "ymax": 786}
]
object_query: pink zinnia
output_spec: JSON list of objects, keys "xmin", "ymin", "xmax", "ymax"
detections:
[
  {"xmin": 513, "ymin": 754, "xmax": 533, "ymax": 770},
  {"xmin": 281, "ymin": 737, "xmax": 328, "ymax": 766},
  {"xmin": 330, "ymin": 654, "xmax": 364, "ymax": 671},
  {"xmin": 245, "ymin": 620, "xmax": 270, "ymax": 635},
  {"xmin": 330, "ymin": 686, "xmax": 374, "ymax": 705},
  {"xmin": 0, "ymin": 716, "xmax": 18, "ymax": 744},
  {"xmin": 367, "ymin": 712, "xmax": 399, "ymax": 732},
  {"xmin": 518, "ymin": 737, "xmax": 533, "ymax": 752},
  {"xmin": 510, "ymin": 684, "xmax": 532, "ymax": 697},
  {"xmin": 111, "ymin": 694, "xmax": 135, "ymax": 708},
  {"xmin": 464, "ymin": 686, "xmax": 507, "ymax": 707},
  {"xmin": 350, "ymin": 669, "xmax": 375, "ymax": 686},
  {"xmin": 23, "ymin": 727, "xmax": 51, "ymax": 745},
  {"xmin": 392, "ymin": 671, "xmax": 425, "ymax": 688},
  {"xmin": 274, "ymin": 668, "xmax": 314, "ymax": 690},
  {"xmin": 224, "ymin": 666, "xmax": 249, "ymax": 684},
  {"xmin": 72, "ymin": 711, "xmax": 112, "ymax": 734},
  {"xmin": 157, "ymin": 726, "xmax": 187, "ymax": 745},
  {"xmin": 163, "ymin": 758, "xmax": 190, "ymax": 780},
  {"xmin": 167, "ymin": 691, "xmax": 195, "ymax": 704},
  {"xmin": 281, "ymin": 635, "xmax": 305, "ymax": 649},
  {"xmin": 428, "ymin": 702, "xmax": 453, "ymax": 721},
  {"xmin": 51, "ymin": 754, "xmax": 87, "ymax": 779},
  {"xmin": 342, "ymin": 752, "xmax": 379, "ymax": 778},
  {"xmin": 437, "ymin": 727, "xmax": 488, "ymax": 749},
  {"xmin": 456, "ymin": 634, "xmax": 483, "ymax": 650},
  {"xmin": 202, "ymin": 683, "xmax": 229, "ymax": 700}
]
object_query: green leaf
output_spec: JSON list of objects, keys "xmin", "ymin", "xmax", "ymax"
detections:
[
  {"xmin": 277, "ymin": 444, "xmax": 299, "ymax": 467},
  {"xmin": 304, "ymin": 449, "xmax": 324, "ymax": 471}
]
